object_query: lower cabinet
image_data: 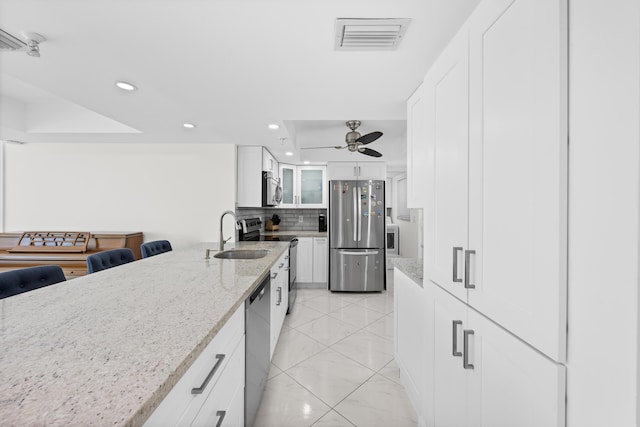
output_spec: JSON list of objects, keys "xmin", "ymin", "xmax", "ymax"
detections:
[
  {"xmin": 144, "ymin": 305, "xmax": 245, "ymax": 427},
  {"xmin": 297, "ymin": 237, "xmax": 328, "ymax": 285},
  {"xmin": 270, "ymin": 250, "xmax": 289, "ymax": 358},
  {"xmin": 396, "ymin": 273, "xmax": 566, "ymax": 427}
]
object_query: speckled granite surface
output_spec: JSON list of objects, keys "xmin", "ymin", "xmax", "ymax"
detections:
[
  {"xmin": 261, "ymin": 231, "xmax": 328, "ymax": 238},
  {"xmin": 392, "ymin": 258, "xmax": 423, "ymax": 287},
  {"xmin": 0, "ymin": 241, "xmax": 289, "ymax": 427}
]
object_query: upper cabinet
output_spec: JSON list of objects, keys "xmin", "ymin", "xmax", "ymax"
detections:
[
  {"xmin": 279, "ymin": 164, "xmax": 327, "ymax": 209},
  {"xmin": 263, "ymin": 148, "xmax": 278, "ymax": 178},
  {"xmin": 237, "ymin": 146, "xmax": 264, "ymax": 208},
  {"xmin": 422, "ymin": 0, "xmax": 568, "ymax": 362},
  {"xmin": 406, "ymin": 82, "xmax": 429, "ymax": 208},
  {"xmin": 327, "ymin": 161, "xmax": 386, "ymax": 181}
]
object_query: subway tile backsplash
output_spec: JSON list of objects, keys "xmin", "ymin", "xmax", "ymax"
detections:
[{"xmin": 236, "ymin": 208, "xmax": 327, "ymax": 232}]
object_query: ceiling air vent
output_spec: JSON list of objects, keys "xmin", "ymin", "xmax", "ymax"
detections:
[
  {"xmin": 0, "ymin": 29, "xmax": 26, "ymax": 51},
  {"xmin": 335, "ymin": 18, "xmax": 411, "ymax": 51}
]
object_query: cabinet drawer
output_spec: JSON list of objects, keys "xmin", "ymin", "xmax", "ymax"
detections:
[
  {"xmin": 192, "ymin": 339, "xmax": 245, "ymax": 426},
  {"xmin": 144, "ymin": 305, "xmax": 244, "ymax": 426}
]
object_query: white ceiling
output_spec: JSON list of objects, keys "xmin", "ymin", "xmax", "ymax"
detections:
[{"xmin": 0, "ymin": 0, "xmax": 480, "ymax": 175}]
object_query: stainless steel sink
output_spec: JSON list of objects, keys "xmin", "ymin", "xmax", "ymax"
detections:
[{"xmin": 213, "ymin": 249, "xmax": 270, "ymax": 259}]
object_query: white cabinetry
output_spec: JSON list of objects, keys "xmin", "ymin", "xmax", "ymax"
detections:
[
  {"xmin": 394, "ymin": 268, "xmax": 431, "ymax": 427},
  {"xmin": 430, "ymin": 284, "xmax": 566, "ymax": 427},
  {"xmin": 406, "ymin": 82, "xmax": 429, "ymax": 208},
  {"xmin": 312, "ymin": 237, "xmax": 328, "ymax": 283},
  {"xmin": 424, "ymin": 0, "xmax": 568, "ymax": 362},
  {"xmin": 270, "ymin": 250, "xmax": 289, "ymax": 358},
  {"xmin": 279, "ymin": 164, "xmax": 327, "ymax": 208},
  {"xmin": 144, "ymin": 305, "xmax": 245, "ymax": 427},
  {"xmin": 327, "ymin": 161, "xmax": 386, "ymax": 181},
  {"xmin": 237, "ymin": 146, "xmax": 279, "ymax": 208},
  {"xmin": 297, "ymin": 237, "xmax": 327, "ymax": 285}
]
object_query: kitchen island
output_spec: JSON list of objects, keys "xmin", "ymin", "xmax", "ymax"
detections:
[{"xmin": 0, "ymin": 241, "xmax": 289, "ymax": 426}]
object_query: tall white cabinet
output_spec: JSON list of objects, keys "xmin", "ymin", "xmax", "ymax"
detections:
[{"xmin": 401, "ymin": 0, "xmax": 569, "ymax": 425}]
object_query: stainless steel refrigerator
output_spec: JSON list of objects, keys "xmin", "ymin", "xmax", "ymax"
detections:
[{"xmin": 329, "ymin": 179, "xmax": 386, "ymax": 292}]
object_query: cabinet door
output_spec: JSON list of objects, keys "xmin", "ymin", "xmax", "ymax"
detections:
[
  {"xmin": 466, "ymin": 307, "xmax": 566, "ymax": 427},
  {"xmin": 357, "ymin": 162, "xmax": 386, "ymax": 180},
  {"xmin": 394, "ymin": 268, "xmax": 429, "ymax": 426},
  {"xmin": 425, "ymin": 31, "xmax": 470, "ymax": 303},
  {"xmin": 467, "ymin": 0, "xmax": 568, "ymax": 362},
  {"xmin": 312, "ymin": 237, "xmax": 328, "ymax": 283},
  {"xmin": 279, "ymin": 164, "xmax": 297, "ymax": 208},
  {"xmin": 433, "ymin": 285, "xmax": 472, "ymax": 427},
  {"xmin": 296, "ymin": 237, "xmax": 313, "ymax": 283},
  {"xmin": 237, "ymin": 146, "xmax": 263, "ymax": 208},
  {"xmin": 406, "ymin": 82, "xmax": 428, "ymax": 208},
  {"xmin": 327, "ymin": 162, "xmax": 357, "ymax": 180},
  {"xmin": 297, "ymin": 166, "xmax": 327, "ymax": 208}
]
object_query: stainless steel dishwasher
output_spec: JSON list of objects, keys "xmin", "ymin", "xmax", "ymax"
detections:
[{"xmin": 245, "ymin": 273, "xmax": 270, "ymax": 427}]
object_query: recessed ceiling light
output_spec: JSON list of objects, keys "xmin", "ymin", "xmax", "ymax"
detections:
[
  {"xmin": 183, "ymin": 123, "xmax": 196, "ymax": 129},
  {"xmin": 303, "ymin": 160, "xmax": 310, "ymax": 165},
  {"xmin": 115, "ymin": 81, "xmax": 137, "ymax": 91},
  {"xmin": 285, "ymin": 152, "xmax": 293, "ymax": 156},
  {"xmin": 268, "ymin": 124, "xmax": 280, "ymax": 130}
]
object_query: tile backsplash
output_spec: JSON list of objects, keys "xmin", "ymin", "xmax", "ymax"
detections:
[{"xmin": 236, "ymin": 207, "xmax": 327, "ymax": 232}]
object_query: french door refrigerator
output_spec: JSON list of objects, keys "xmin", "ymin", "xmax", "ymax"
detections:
[{"xmin": 329, "ymin": 179, "xmax": 386, "ymax": 292}]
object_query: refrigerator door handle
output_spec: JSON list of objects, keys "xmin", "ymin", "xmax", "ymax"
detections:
[
  {"xmin": 337, "ymin": 250, "xmax": 379, "ymax": 256},
  {"xmin": 352, "ymin": 186, "xmax": 358, "ymax": 242},
  {"xmin": 357, "ymin": 185, "xmax": 362, "ymax": 241}
]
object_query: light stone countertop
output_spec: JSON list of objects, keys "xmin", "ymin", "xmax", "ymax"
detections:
[
  {"xmin": 393, "ymin": 257, "xmax": 423, "ymax": 287},
  {"xmin": 261, "ymin": 230, "xmax": 327, "ymax": 238},
  {"xmin": 0, "ymin": 241, "xmax": 289, "ymax": 427}
]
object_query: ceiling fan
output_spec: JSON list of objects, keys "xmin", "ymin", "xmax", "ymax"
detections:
[{"xmin": 301, "ymin": 120, "xmax": 383, "ymax": 157}]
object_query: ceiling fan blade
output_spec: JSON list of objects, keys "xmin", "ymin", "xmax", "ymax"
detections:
[
  {"xmin": 300, "ymin": 146, "xmax": 345, "ymax": 150},
  {"xmin": 356, "ymin": 131, "xmax": 383, "ymax": 145},
  {"xmin": 359, "ymin": 147, "xmax": 383, "ymax": 157}
]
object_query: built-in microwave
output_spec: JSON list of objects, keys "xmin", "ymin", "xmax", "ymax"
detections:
[{"xmin": 262, "ymin": 171, "xmax": 282, "ymax": 207}]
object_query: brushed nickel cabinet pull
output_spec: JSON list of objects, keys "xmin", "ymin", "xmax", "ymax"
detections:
[
  {"xmin": 463, "ymin": 330, "xmax": 474, "ymax": 370},
  {"xmin": 464, "ymin": 250, "xmax": 476, "ymax": 289},
  {"xmin": 216, "ymin": 410, "xmax": 226, "ymax": 427},
  {"xmin": 452, "ymin": 247, "xmax": 463, "ymax": 283},
  {"xmin": 191, "ymin": 354, "xmax": 225, "ymax": 394},
  {"xmin": 452, "ymin": 320, "xmax": 463, "ymax": 357}
]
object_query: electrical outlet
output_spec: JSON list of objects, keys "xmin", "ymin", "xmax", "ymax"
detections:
[{"xmin": 298, "ymin": 215, "xmax": 304, "ymax": 223}]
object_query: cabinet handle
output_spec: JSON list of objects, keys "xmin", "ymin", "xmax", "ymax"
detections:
[
  {"xmin": 452, "ymin": 320, "xmax": 463, "ymax": 357},
  {"xmin": 463, "ymin": 330, "xmax": 474, "ymax": 370},
  {"xmin": 358, "ymin": 166, "xmax": 361, "ymax": 176},
  {"xmin": 279, "ymin": 263, "xmax": 285, "ymax": 268},
  {"xmin": 452, "ymin": 247, "xmax": 463, "ymax": 283},
  {"xmin": 216, "ymin": 410, "xmax": 226, "ymax": 427},
  {"xmin": 464, "ymin": 250, "xmax": 476, "ymax": 289},
  {"xmin": 191, "ymin": 354, "xmax": 225, "ymax": 394},
  {"xmin": 271, "ymin": 272, "xmax": 278, "ymax": 280},
  {"xmin": 276, "ymin": 287, "xmax": 282, "ymax": 305},
  {"xmin": 354, "ymin": 166, "xmax": 357, "ymax": 177}
]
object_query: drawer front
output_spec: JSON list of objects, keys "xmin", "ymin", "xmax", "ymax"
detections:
[{"xmin": 144, "ymin": 305, "xmax": 244, "ymax": 426}]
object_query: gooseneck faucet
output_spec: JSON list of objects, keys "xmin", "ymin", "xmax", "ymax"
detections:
[{"xmin": 219, "ymin": 210, "xmax": 237, "ymax": 251}]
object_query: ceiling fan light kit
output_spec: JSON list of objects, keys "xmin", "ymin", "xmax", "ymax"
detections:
[{"xmin": 301, "ymin": 120, "xmax": 384, "ymax": 157}]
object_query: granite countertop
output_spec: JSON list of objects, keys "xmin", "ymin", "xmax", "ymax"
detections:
[
  {"xmin": 0, "ymin": 241, "xmax": 289, "ymax": 426},
  {"xmin": 393, "ymin": 257, "xmax": 423, "ymax": 287}
]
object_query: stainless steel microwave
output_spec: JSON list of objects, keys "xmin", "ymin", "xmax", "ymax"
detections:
[{"xmin": 262, "ymin": 171, "xmax": 282, "ymax": 207}]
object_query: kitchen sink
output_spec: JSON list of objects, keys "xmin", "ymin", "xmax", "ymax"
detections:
[{"xmin": 213, "ymin": 249, "xmax": 270, "ymax": 259}]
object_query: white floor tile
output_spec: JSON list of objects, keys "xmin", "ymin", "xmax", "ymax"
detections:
[
  {"xmin": 271, "ymin": 328, "xmax": 326, "ymax": 371},
  {"xmin": 363, "ymin": 313, "xmax": 394, "ymax": 340},
  {"xmin": 296, "ymin": 315, "xmax": 361, "ymax": 346},
  {"xmin": 284, "ymin": 304, "xmax": 326, "ymax": 329},
  {"xmin": 286, "ymin": 348, "xmax": 375, "ymax": 407},
  {"xmin": 334, "ymin": 374, "xmax": 418, "ymax": 427},
  {"xmin": 267, "ymin": 363, "xmax": 283, "ymax": 380},
  {"xmin": 300, "ymin": 293, "xmax": 354, "ymax": 314},
  {"xmin": 311, "ymin": 410, "xmax": 355, "ymax": 427},
  {"xmin": 378, "ymin": 359, "xmax": 402, "ymax": 384},
  {"xmin": 355, "ymin": 293, "xmax": 395, "ymax": 314},
  {"xmin": 328, "ymin": 303, "xmax": 386, "ymax": 329},
  {"xmin": 254, "ymin": 373, "xmax": 330, "ymax": 427},
  {"xmin": 330, "ymin": 329, "xmax": 394, "ymax": 371}
]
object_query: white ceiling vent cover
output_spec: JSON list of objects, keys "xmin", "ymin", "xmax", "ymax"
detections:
[
  {"xmin": 0, "ymin": 29, "xmax": 26, "ymax": 51},
  {"xmin": 335, "ymin": 18, "xmax": 411, "ymax": 51}
]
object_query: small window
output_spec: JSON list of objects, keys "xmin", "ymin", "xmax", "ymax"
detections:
[{"xmin": 397, "ymin": 176, "xmax": 410, "ymax": 221}]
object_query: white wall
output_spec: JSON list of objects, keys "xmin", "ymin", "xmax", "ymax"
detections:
[
  {"xmin": 567, "ymin": 0, "xmax": 640, "ymax": 425},
  {"xmin": 3, "ymin": 142, "xmax": 236, "ymax": 249},
  {"xmin": 390, "ymin": 173, "xmax": 422, "ymax": 259}
]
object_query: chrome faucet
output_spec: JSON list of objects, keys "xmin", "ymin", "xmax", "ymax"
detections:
[{"xmin": 219, "ymin": 210, "xmax": 237, "ymax": 251}]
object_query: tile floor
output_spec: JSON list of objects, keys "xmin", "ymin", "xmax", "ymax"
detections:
[{"xmin": 254, "ymin": 272, "xmax": 418, "ymax": 427}]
